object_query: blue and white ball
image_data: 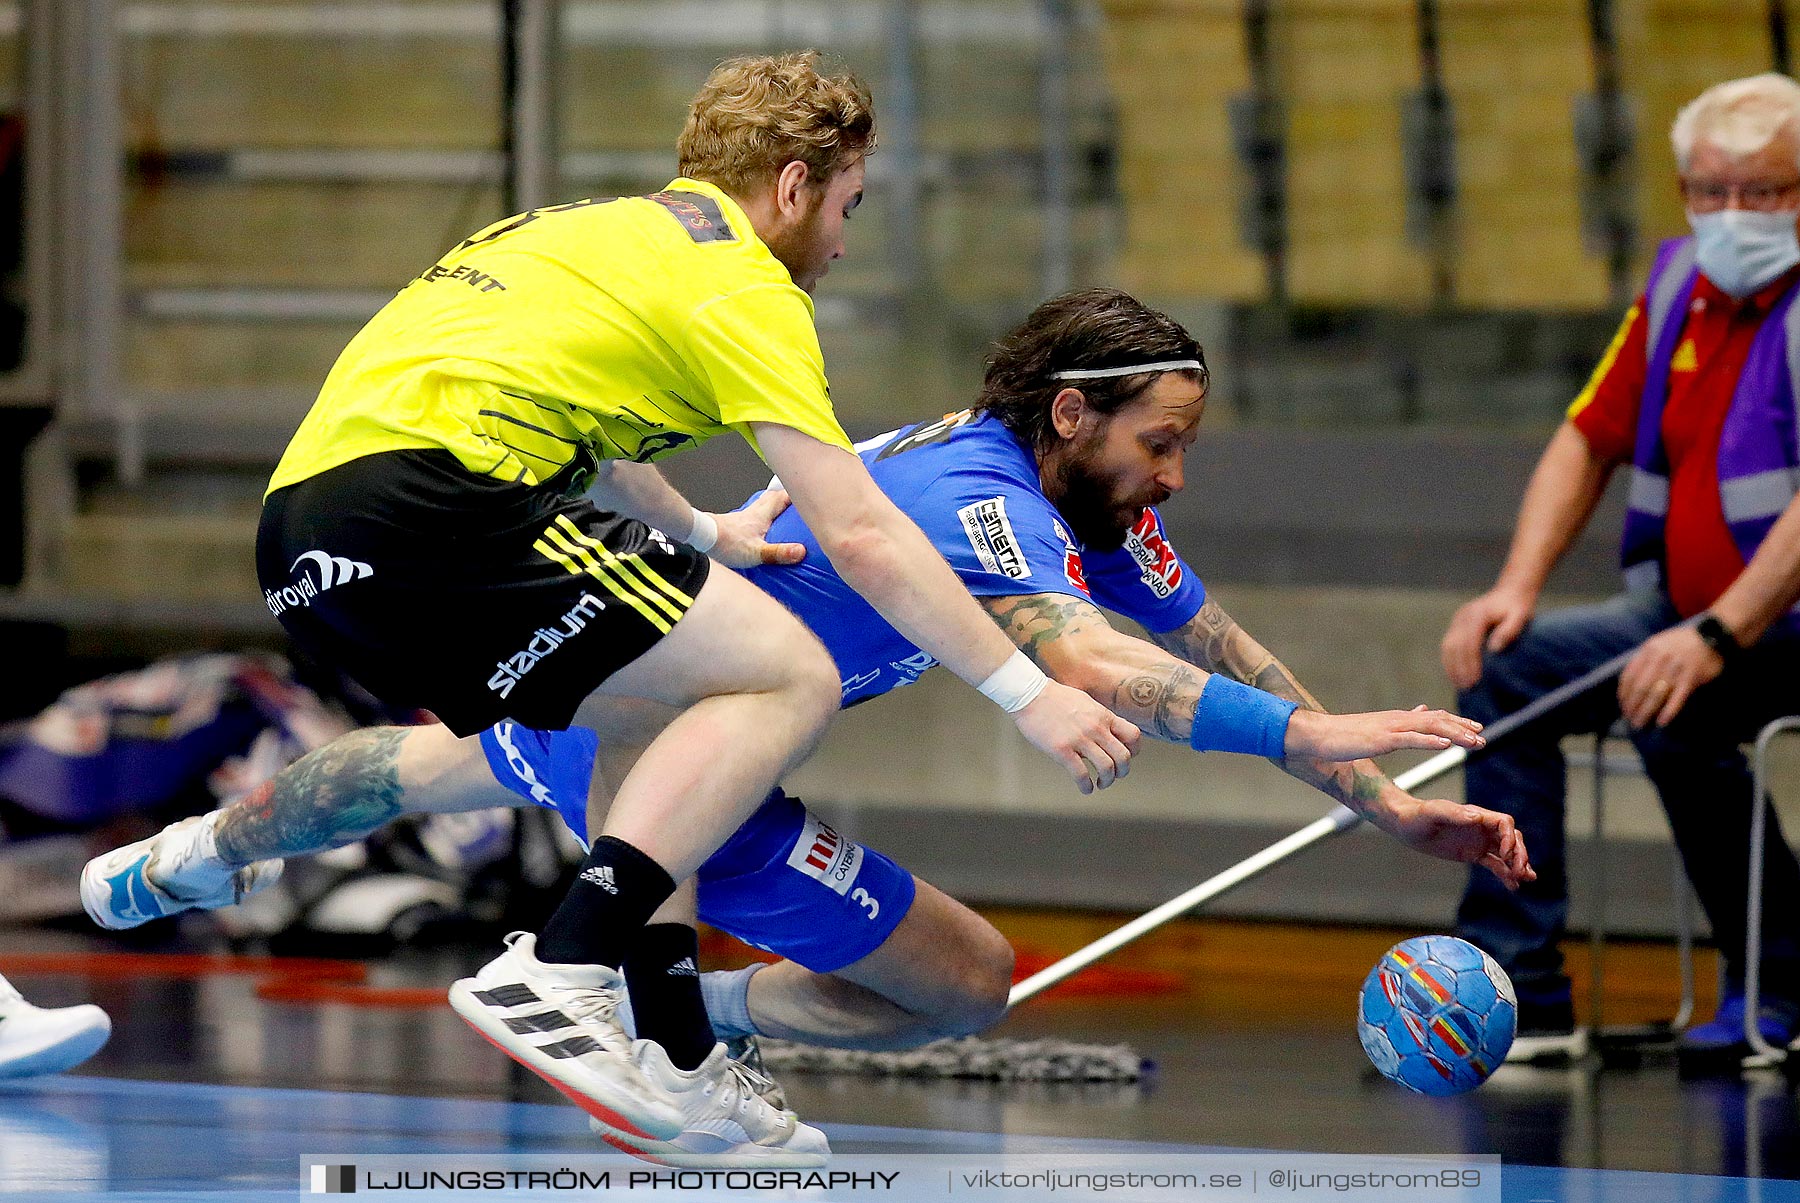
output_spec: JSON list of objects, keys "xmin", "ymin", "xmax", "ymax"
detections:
[{"xmin": 1357, "ymin": 935, "xmax": 1516, "ymax": 1096}]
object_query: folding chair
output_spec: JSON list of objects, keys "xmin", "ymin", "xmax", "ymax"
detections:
[
  {"xmin": 1576, "ymin": 721, "xmax": 1698, "ymax": 1060},
  {"xmin": 1742, "ymin": 715, "xmax": 1800, "ymax": 1069}
]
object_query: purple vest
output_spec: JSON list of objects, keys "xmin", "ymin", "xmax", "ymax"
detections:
[{"xmin": 1619, "ymin": 236, "xmax": 1800, "ymax": 632}]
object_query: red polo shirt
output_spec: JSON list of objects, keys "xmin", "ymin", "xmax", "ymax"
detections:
[{"xmin": 1567, "ymin": 264, "xmax": 1800, "ymax": 617}]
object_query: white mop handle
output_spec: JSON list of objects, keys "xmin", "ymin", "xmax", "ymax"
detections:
[
  {"xmin": 1005, "ymin": 746, "xmax": 1467, "ymax": 1008},
  {"xmin": 1003, "ymin": 628, "xmax": 1675, "ymax": 1009}
]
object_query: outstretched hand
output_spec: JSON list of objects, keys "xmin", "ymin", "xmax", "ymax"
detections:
[
  {"xmin": 1284, "ymin": 704, "xmax": 1485, "ymax": 763},
  {"xmin": 704, "ymin": 489, "xmax": 808, "ymax": 569},
  {"xmin": 1383, "ymin": 796, "xmax": 1536, "ymax": 890}
]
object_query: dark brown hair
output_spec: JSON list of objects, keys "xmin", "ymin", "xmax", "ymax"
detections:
[
  {"xmin": 677, "ymin": 52, "xmax": 876, "ymax": 195},
  {"xmin": 973, "ymin": 288, "xmax": 1208, "ymax": 453}
]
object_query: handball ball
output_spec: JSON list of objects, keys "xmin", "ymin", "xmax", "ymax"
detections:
[{"xmin": 1357, "ymin": 935, "xmax": 1516, "ymax": 1096}]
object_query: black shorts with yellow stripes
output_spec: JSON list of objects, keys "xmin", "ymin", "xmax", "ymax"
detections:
[{"xmin": 256, "ymin": 449, "xmax": 710, "ymax": 737}]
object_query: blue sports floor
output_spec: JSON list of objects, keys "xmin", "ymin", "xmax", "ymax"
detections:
[
  {"xmin": 4, "ymin": 926, "xmax": 1800, "ymax": 1201},
  {"xmin": 2, "ymin": 1075, "xmax": 1797, "ymax": 1202}
]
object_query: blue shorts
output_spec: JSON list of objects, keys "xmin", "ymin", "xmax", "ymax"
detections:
[{"xmin": 481, "ymin": 722, "xmax": 915, "ymax": 973}]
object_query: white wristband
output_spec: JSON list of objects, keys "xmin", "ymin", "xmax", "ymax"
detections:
[
  {"xmin": 685, "ymin": 508, "xmax": 718, "ymax": 554},
  {"xmin": 976, "ymin": 649, "xmax": 1050, "ymax": 714}
]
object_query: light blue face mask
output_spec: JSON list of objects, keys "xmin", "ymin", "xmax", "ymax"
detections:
[{"xmin": 1689, "ymin": 207, "xmax": 1800, "ymax": 298}]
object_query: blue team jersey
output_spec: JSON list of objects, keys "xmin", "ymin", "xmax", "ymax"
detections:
[
  {"xmin": 479, "ymin": 409, "xmax": 1206, "ymax": 960},
  {"xmin": 742, "ymin": 409, "xmax": 1206, "ymax": 706}
]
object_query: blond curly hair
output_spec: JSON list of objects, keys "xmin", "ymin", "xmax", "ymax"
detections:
[{"xmin": 677, "ymin": 51, "xmax": 876, "ymax": 195}]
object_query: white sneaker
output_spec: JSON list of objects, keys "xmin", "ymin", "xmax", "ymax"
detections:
[
  {"xmin": 80, "ymin": 814, "xmax": 283, "ymax": 931},
  {"xmin": 0, "ymin": 976, "xmax": 111, "ymax": 1079},
  {"xmin": 593, "ymin": 1041, "xmax": 829, "ymax": 1167},
  {"xmin": 725, "ymin": 1034, "xmax": 788, "ymax": 1111},
  {"xmin": 448, "ymin": 933, "xmax": 682, "ymax": 1142}
]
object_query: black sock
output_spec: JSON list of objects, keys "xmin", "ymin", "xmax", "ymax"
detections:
[
  {"xmin": 624, "ymin": 923, "xmax": 714, "ymax": 1071},
  {"xmin": 535, "ymin": 836, "xmax": 675, "ymax": 968}
]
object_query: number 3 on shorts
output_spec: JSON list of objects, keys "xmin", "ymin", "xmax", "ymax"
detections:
[{"xmin": 851, "ymin": 887, "xmax": 879, "ymax": 920}]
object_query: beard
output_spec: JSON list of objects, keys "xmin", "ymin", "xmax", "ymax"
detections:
[
  {"xmin": 1049, "ymin": 436, "xmax": 1170, "ymax": 551},
  {"xmin": 764, "ymin": 194, "xmax": 828, "ymax": 291}
]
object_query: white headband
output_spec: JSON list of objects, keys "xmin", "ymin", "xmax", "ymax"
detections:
[{"xmin": 1049, "ymin": 359, "xmax": 1203, "ymax": 381}]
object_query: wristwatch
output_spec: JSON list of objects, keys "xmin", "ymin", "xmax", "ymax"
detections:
[{"xmin": 1695, "ymin": 612, "xmax": 1744, "ymax": 664}]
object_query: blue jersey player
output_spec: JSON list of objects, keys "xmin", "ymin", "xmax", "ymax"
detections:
[{"xmin": 83, "ymin": 289, "xmax": 1531, "ymax": 1159}]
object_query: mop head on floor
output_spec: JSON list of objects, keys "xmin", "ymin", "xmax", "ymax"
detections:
[{"xmin": 757, "ymin": 1036, "xmax": 1148, "ymax": 1082}]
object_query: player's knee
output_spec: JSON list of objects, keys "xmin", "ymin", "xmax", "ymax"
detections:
[
  {"xmin": 783, "ymin": 637, "xmax": 841, "ymax": 731},
  {"xmin": 928, "ymin": 929, "xmax": 1014, "ymax": 1038}
]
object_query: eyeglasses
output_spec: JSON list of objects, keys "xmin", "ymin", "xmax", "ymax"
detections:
[{"xmin": 1680, "ymin": 177, "xmax": 1800, "ymax": 213}]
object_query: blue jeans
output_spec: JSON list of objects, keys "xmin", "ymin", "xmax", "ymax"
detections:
[{"xmin": 1453, "ymin": 590, "xmax": 1800, "ymax": 1005}]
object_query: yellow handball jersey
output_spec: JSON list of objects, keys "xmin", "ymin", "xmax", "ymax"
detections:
[{"xmin": 267, "ymin": 178, "xmax": 852, "ymax": 496}]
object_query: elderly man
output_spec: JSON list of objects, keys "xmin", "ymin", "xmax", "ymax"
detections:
[{"xmin": 1443, "ymin": 72, "xmax": 1800, "ymax": 1069}]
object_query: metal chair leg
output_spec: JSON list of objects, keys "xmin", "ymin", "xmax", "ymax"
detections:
[
  {"xmin": 1590, "ymin": 729, "xmax": 1607, "ymax": 1040},
  {"xmin": 1742, "ymin": 717, "xmax": 1800, "ymax": 1069},
  {"xmin": 1587, "ymin": 721, "xmax": 1694, "ymax": 1054},
  {"xmin": 1672, "ymin": 853, "xmax": 1695, "ymax": 1031}
]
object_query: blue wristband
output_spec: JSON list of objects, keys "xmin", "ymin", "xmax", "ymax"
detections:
[{"xmin": 1188, "ymin": 674, "xmax": 1298, "ymax": 757}]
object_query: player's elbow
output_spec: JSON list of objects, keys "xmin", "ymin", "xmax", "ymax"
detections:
[{"xmin": 818, "ymin": 518, "xmax": 904, "ymax": 596}]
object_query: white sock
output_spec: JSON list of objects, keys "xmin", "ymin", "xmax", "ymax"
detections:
[
  {"xmin": 155, "ymin": 812, "xmax": 235, "ymax": 897},
  {"xmin": 192, "ymin": 811, "xmax": 224, "ymax": 864},
  {"xmin": 616, "ymin": 964, "xmax": 766, "ymax": 1042},
  {"xmin": 700, "ymin": 964, "xmax": 764, "ymax": 1040},
  {"xmin": 616, "ymin": 986, "xmax": 637, "ymax": 1040}
]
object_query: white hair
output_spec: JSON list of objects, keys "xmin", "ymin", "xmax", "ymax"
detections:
[{"xmin": 1672, "ymin": 73, "xmax": 1800, "ymax": 171}]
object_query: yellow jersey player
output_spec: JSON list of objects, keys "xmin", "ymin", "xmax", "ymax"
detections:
[
  {"xmin": 84, "ymin": 291, "xmax": 1512, "ymax": 1157},
  {"xmin": 85, "ymin": 52, "xmax": 1139, "ymax": 1165}
]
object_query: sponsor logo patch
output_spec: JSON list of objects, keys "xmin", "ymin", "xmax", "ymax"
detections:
[
  {"xmin": 580, "ymin": 865, "xmax": 618, "ymax": 894},
  {"xmin": 487, "ymin": 593, "xmax": 609, "ymax": 699},
  {"xmin": 648, "ymin": 190, "xmax": 737, "ymax": 243},
  {"xmin": 417, "ymin": 261, "xmax": 506, "ymax": 292},
  {"xmin": 786, "ymin": 813, "xmax": 864, "ymax": 896},
  {"xmin": 1124, "ymin": 509, "xmax": 1183, "ymax": 599},
  {"xmin": 888, "ymin": 649, "xmax": 937, "ymax": 685},
  {"xmin": 267, "ymin": 550, "xmax": 374, "ymax": 616},
  {"xmin": 958, "ymin": 497, "xmax": 1030, "ymax": 581},
  {"xmin": 1064, "ymin": 548, "xmax": 1090, "ymax": 594}
]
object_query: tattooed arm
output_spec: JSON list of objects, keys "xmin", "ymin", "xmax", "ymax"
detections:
[
  {"xmin": 1138, "ymin": 593, "xmax": 1540, "ymax": 895},
  {"xmin": 981, "ymin": 593, "xmax": 1204, "ymax": 742},
  {"xmin": 1147, "ymin": 597, "xmax": 1396, "ymax": 819},
  {"xmin": 979, "ymin": 592, "xmax": 1531, "ymax": 890},
  {"xmin": 980, "ymin": 592, "xmax": 1479, "ymax": 789},
  {"xmin": 1151, "ymin": 597, "xmax": 1324, "ymax": 708},
  {"xmin": 983, "ymin": 591, "xmax": 1394, "ymax": 810}
]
